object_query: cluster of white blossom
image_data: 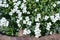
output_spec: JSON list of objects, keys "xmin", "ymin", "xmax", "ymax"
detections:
[
  {"xmin": 46, "ymin": 22, "xmax": 52, "ymax": 31},
  {"xmin": 23, "ymin": 28, "xmax": 31, "ymax": 35},
  {"xmin": 0, "ymin": 17, "xmax": 9, "ymax": 27},
  {"xmin": 53, "ymin": 1, "xmax": 60, "ymax": 7},
  {"xmin": 35, "ymin": 13, "xmax": 41, "ymax": 22},
  {"xmin": 9, "ymin": 0, "xmax": 22, "ymax": 28},
  {"xmin": 23, "ymin": 16, "xmax": 32, "ymax": 26},
  {"xmin": 44, "ymin": 15, "xmax": 49, "ymax": 21},
  {"xmin": 21, "ymin": 3, "xmax": 27, "ymax": 13},
  {"xmin": 0, "ymin": 0, "xmax": 9, "ymax": 7},
  {"xmin": 53, "ymin": 3, "xmax": 56, "ymax": 7},
  {"xmin": 34, "ymin": 23, "xmax": 41, "ymax": 38},
  {"xmin": 9, "ymin": 0, "xmax": 21, "ymax": 16},
  {"xmin": 24, "ymin": 16, "xmax": 32, "ymax": 26},
  {"xmin": 57, "ymin": 1, "xmax": 60, "ymax": 4},
  {"xmin": 50, "ymin": 13, "xmax": 60, "ymax": 23},
  {"xmin": 36, "ymin": 0, "xmax": 39, "ymax": 2}
]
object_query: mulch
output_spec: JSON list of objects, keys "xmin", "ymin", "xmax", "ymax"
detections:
[{"xmin": 0, "ymin": 34, "xmax": 60, "ymax": 40}]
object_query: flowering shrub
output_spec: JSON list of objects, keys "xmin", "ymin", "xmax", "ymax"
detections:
[{"xmin": 0, "ymin": 0, "xmax": 60, "ymax": 38}]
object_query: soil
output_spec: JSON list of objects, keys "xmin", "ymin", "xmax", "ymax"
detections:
[{"xmin": 0, "ymin": 34, "xmax": 60, "ymax": 40}]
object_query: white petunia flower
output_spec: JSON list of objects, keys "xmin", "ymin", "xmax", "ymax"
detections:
[
  {"xmin": 35, "ymin": 18, "xmax": 39, "ymax": 22},
  {"xmin": 46, "ymin": 27, "xmax": 50, "ymax": 31},
  {"xmin": 3, "ymin": 0, "xmax": 7, "ymax": 4},
  {"xmin": 37, "ymin": 13, "xmax": 41, "ymax": 19},
  {"xmin": 13, "ymin": 0, "xmax": 17, "ymax": 2},
  {"xmin": 55, "ymin": 13, "xmax": 60, "ymax": 20},
  {"xmin": 35, "ymin": 9, "xmax": 37, "ymax": 12},
  {"xmin": 34, "ymin": 28, "xmax": 41, "ymax": 38},
  {"xmin": 15, "ymin": 1, "xmax": 21, "ymax": 6},
  {"xmin": 19, "ymin": 17, "xmax": 22, "ymax": 20},
  {"xmin": 16, "ymin": 19, "xmax": 20, "ymax": 24},
  {"xmin": 9, "ymin": 12, "xmax": 13, "ymax": 16},
  {"xmin": 57, "ymin": 1, "xmax": 60, "ymax": 4},
  {"xmin": 44, "ymin": 15, "xmax": 49, "ymax": 21},
  {"xmin": 18, "ymin": 23, "xmax": 21, "ymax": 28},
  {"xmin": 0, "ymin": 17, "xmax": 9, "ymax": 27},
  {"xmin": 23, "ymin": 0, "xmax": 26, "ymax": 3},
  {"xmin": 20, "ymin": 3, "xmax": 26, "ymax": 9},
  {"xmin": 35, "ymin": 23, "xmax": 40, "ymax": 28},
  {"xmin": 27, "ymin": 11, "xmax": 30, "ymax": 14},
  {"xmin": 23, "ymin": 28, "xmax": 31, "ymax": 35},
  {"xmin": 22, "ymin": 6, "xmax": 27, "ymax": 13},
  {"xmin": 53, "ymin": 3, "xmax": 56, "ymax": 7},
  {"xmin": 25, "ymin": 16, "xmax": 30, "ymax": 21},
  {"xmin": 46, "ymin": 22, "xmax": 52, "ymax": 31},
  {"xmin": 50, "ymin": 15, "xmax": 56, "ymax": 23},
  {"xmin": 36, "ymin": 0, "xmax": 39, "ymax": 2},
  {"xmin": 23, "ymin": 20, "xmax": 26, "ymax": 24},
  {"xmin": 50, "ymin": 31, "xmax": 53, "ymax": 35},
  {"xmin": 35, "ymin": 33, "xmax": 41, "ymax": 38},
  {"xmin": 27, "ymin": 21, "xmax": 32, "ymax": 26},
  {"xmin": 0, "ymin": 0, "xmax": 2, "ymax": 4}
]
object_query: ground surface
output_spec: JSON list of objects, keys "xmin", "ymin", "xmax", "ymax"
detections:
[{"xmin": 0, "ymin": 34, "xmax": 60, "ymax": 40}]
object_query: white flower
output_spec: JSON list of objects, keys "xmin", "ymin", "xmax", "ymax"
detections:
[
  {"xmin": 5, "ymin": 4, "xmax": 9, "ymax": 7},
  {"xmin": 27, "ymin": 21, "xmax": 32, "ymax": 26},
  {"xmin": 35, "ymin": 18, "xmax": 39, "ymax": 22},
  {"xmin": 23, "ymin": 20, "xmax": 26, "ymax": 24},
  {"xmin": 35, "ymin": 13, "xmax": 41, "ymax": 22},
  {"xmin": 16, "ymin": 10, "xmax": 22, "ymax": 14},
  {"xmin": 55, "ymin": 13, "xmax": 60, "ymax": 20},
  {"xmin": 22, "ymin": 6, "xmax": 27, "ymax": 13},
  {"xmin": 27, "ymin": 11, "xmax": 30, "ymax": 14},
  {"xmin": 46, "ymin": 27, "xmax": 50, "ymax": 31},
  {"xmin": 19, "ymin": 17, "xmax": 22, "ymax": 20},
  {"xmin": 14, "ymin": 6, "xmax": 18, "ymax": 10},
  {"xmin": 36, "ymin": 0, "xmax": 39, "ymax": 2},
  {"xmin": 0, "ymin": 4, "xmax": 9, "ymax": 8},
  {"xmin": 53, "ymin": 3, "xmax": 56, "ymax": 7},
  {"xmin": 23, "ymin": 0, "xmax": 26, "ymax": 3},
  {"xmin": 37, "ymin": 13, "xmax": 41, "ymax": 19},
  {"xmin": 16, "ymin": 19, "xmax": 20, "ymax": 24},
  {"xmin": 34, "ymin": 28, "xmax": 41, "ymax": 38},
  {"xmin": 23, "ymin": 28, "xmax": 31, "ymax": 35},
  {"xmin": 34, "ymin": 23, "xmax": 41, "ymax": 38},
  {"xmin": 13, "ymin": 0, "xmax": 17, "ymax": 2},
  {"xmin": 17, "ymin": 11, "xmax": 22, "ymax": 18},
  {"xmin": 57, "ymin": 1, "xmax": 60, "ymax": 4},
  {"xmin": 48, "ymin": 22, "xmax": 52, "ymax": 26},
  {"xmin": 20, "ymin": 3, "xmax": 26, "ymax": 9},
  {"xmin": 34, "ymin": 28, "xmax": 41, "ymax": 33},
  {"xmin": 5, "ymin": 21, "xmax": 9, "ymax": 27},
  {"xmin": 16, "ymin": 1, "xmax": 21, "ymax": 6},
  {"xmin": 50, "ymin": 15, "xmax": 57, "ymax": 23},
  {"xmin": 50, "ymin": 31, "xmax": 53, "ymax": 35},
  {"xmin": 20, "ymin": 3, "xmax": 27, "ymax": 13},
  {"xmin": 50, "ymin": 13, "xmax": 60, "ymax": 23},
  {"xmin": 35, "ymin": 9, "xmax": 37, "ymax": 12},
  {"xmin": 9, "ymin": 12, "xmax": 13, "ymax": 16},
  {"xmin": 36, "ymin": 23, "xmax": 40, "ymax": 28},
  {"xmin": 0, "ymin": 0, "xmax": 2, "ymax": 4},
  {"xmin": 25, "ymin": 16, "xmax": 30, "ymax": 21},
  {"xmin": 18, "ymin": 23, "xmax": 21, "ymax": 28},
  {"xmin": 44, "ymin": 15, "xmax": 49, "ymax": 20},
  {"xmin": 35, "ymin": 33, "xmax": 41, "ymax": 38},
  {"xmin": 3, "ymin": 0, "xmax": 7, "ymax": 4},
  {"xmin": 46, "ymin": 22, "xmax": 52, "ymax": 31},
  {"xmin": 0, "ymin": 17, "xmax": 9, "ymax": 27}
]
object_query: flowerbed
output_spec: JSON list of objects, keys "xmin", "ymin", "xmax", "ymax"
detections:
[{"xmin": 0, "ymin": 0, "xmax": 60, "ymax": 38}]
